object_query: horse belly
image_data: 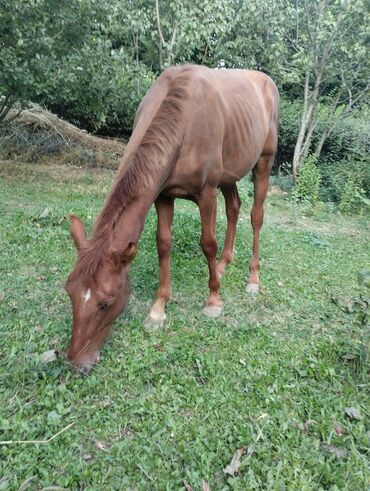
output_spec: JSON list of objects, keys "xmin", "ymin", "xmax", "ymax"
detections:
[
  {"xmin": 220, "ymin": 126, "xmax": 266, "ymax": 185},
  {"xmin": 164, "ymin": 156, "xmax": 222, "ymax": 197},
  {"xmin": 216, "ymin": 92, "xmax": 266, "ymax": 183}
]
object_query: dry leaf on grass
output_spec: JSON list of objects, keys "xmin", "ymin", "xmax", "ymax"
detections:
[
  {"xmin": 333, "ymin": 423, "xmax": 346, "ymax": 436},
  {"xmin": 303, "ymin": 419, "xmax": 316, "ymax": 430},
  {"xmin": 201, "ymin": 479, "xmax": 211, "ymax": 491},
  {"xmin": 183, "ymin": 480, "xmax": 193, "ymax": 491},
  {"xmin": 322, "ymin": 444, "xmax": 348, "ymax": 459},
  {"xmin": 40, "ymin": 486, "xmax": 68, "ymax": 490},
  {"xmin": 344, "ymin": 407, "xmax": 363, "ymax": 420},
  {"xmin": 18, "ymin": 476, "xmax": 38, "ymax": 491},
  {"xmin": 183, "ymin": 479, "xmax": 211, "ymax": 491},
  {"xmin": 94, "ymin": 440, "xmax": 111, "ymax": 452},
  {"xmin": 39, "ymin": 207, "xmax": 51, "ymax": 218},
  {"xmin": 50, "ymin": 337, "xmax": 59, "ymax": 346},
  {"xmin": 41, "ymin": 350, "xmax": 57, "ymax": 363},
  {"xmin": 223, "ymin": 447, "xmax": 245, "ymax": 476}
]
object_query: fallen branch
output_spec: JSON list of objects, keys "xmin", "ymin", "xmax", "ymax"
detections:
[{"xmin": 0, "ymin": 422, "xmax": 75, "ymax": 445}]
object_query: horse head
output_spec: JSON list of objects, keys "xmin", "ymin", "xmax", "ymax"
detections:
[{"xmin": 65, "ymin": 215, "xmax": 136, "ymax": 374}]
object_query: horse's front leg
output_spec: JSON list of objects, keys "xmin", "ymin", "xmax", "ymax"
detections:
[
  {"xmin": 145, "ymin": 195, "xmax": 174, "ymax": 330},
  {"xmin": 198, "ymin": 186, "xmax": 223, "ymax": 318}
]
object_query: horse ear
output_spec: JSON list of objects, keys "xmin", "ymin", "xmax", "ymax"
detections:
[
  {"xmin": 70, "ymin": 215, "xmax": 87, "ymax": 251},
  {"xmin": 112, "ymin": 242, "xmax": 137, "ymax": 267}
]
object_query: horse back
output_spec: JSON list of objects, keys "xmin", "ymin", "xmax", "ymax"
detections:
[{"xmin": 131, "ymin": 65, "xmax": 279, "ymax": 196}]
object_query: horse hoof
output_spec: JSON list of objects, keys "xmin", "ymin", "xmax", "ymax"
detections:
[
  {"xmin": 203, "ymin": 304, "xmax": 223, "ymax": 318},
  {"xmin": 246, "ymin": 283, "xmax": 259, "ymax": 294},
  {"xmin": 144, "ymin": 312, "xmax": 166, "ymax": 332}
]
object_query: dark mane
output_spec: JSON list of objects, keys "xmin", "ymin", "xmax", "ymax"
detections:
[{"xmin": 75, "ymin": 69, "xmax": 191, "ymax": 278}]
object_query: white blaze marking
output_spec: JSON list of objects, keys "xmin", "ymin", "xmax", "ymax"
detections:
[{"xmin": 83, "ymin": 288, "xmax": 91, "ymax": 303}]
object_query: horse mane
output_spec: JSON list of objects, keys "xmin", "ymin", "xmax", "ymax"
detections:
[{"xmin": 75, "ymin": 68, "xmax": 191, "ymax": 278}]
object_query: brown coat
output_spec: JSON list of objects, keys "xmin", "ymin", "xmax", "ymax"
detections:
[{"xmin": 66, "ymin": 65, "xmax": 279, "ymax": 373}]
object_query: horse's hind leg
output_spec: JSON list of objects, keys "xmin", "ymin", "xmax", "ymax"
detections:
[
  {"xmin": 247, "ymin": 154, "xmax": 273, "ymax": 294},
  {"xmin": 145, "ymin": 195, "xmax": 174, "ymax": 330},
  {"xmin": 217, "ymin": 184, "xmax": 241, "ymax": 279},
  {"xmin": 197, "ymin": 185, "xmax": 223, "ymax": 317}
]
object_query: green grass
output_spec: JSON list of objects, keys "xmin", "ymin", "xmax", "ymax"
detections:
[{"xmin": 0, "ymin": 160, "xmax": 369, "ymax": 491}]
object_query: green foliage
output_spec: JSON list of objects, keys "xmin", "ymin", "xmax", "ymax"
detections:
[
  {"xmin": 276, "ymin": 100, "xmax": 369, "ymax": 214},
  {"xmin": 319, "ymin": 157, "xmax": 370, "ymax": 207},
  {"xmin": 275, "ymin": 98, "xmax": 301, "ymax": 171},
  {"xmin": 339, "ymin": 179, "xmax": 369, "ymax": 214},
  {"xmin": 44, "ymin": 47, "xmax": 154, "ymax": 136},
  {"xmin": 293, "ymin": 155, "xmax": 322, "ymax": 205},
  {"xmin": 0, "ymin": 0, "xmax": 109, "ymax": 115},
  {"xmin": 319, "ymin": 106, "xmax": 370, "ymax": 164}
]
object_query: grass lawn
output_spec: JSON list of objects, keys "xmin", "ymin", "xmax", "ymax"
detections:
[{"xmin": 0, "ymin": 160, "xmax": 369, "ymax": 490}]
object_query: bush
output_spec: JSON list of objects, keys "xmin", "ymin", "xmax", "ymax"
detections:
[
  {"xmin": 318, "ymin": 106, "xmax": 369, "ymax": 164},
  {"xmin": 276, "ymin": 99, "xmax": 369, "ymax": 173},
  {"xmin": 40, "ymin": 43, "xmax": 154, "ymax": 138},
  {"xmin": 338, "ymin": 179, "xmax": 369, "ymax": 214},
  {"xmin": 292, "ymin": 155, "xmax": 321, "ymax": 205},
  {"xmin": 320, "ymin": 158, "xmax": 370, "ymax": 206}
]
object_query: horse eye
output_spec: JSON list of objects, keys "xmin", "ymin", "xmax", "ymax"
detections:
[{"xmin": 99, "ymin": 302, "xmax": 110, "ymax": 311}]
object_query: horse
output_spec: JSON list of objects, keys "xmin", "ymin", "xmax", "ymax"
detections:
[{"xmin": 64, "ymin": 64, "xmax": 279, "ymax": 373}]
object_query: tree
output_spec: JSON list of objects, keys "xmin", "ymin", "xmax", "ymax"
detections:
[
  {"xmin": 1, "ymin": 0, "xmax": 368, "ymax": 154},
  {"xmin": 213, "ymin": 0, "xmax": 369, "ymax": 178},
  {"xmin": 0, "ymin": 0, "xmax": 154, "ymax": 135},
  {"xmin": 288, "ymin": 0, "xmax": 370, "ymax": 179},
  {"xmin": 153, "ymin": 0, "xmax": 234, "ymax": 70},
  {"xmin": 0, "ymin": 0, "xmax": 105, "ymax": 123}
]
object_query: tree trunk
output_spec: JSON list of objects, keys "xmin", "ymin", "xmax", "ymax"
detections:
[
  {"xmin": 155, "ymin": 0, "xmax": 164, "ymax": 70},
  {"xmin": 292, "ymin": 71, "xmax": 310, "ymax": 180},
  {"xmin": 300, "ymin": 92, "xmax": 320, "ymax": 163},
  {"xmin": 0, "ymin": 95, "xmax": 17, "ymax": 125}
]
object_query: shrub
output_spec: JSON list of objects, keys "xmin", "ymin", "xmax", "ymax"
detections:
[
  {"xmin": 275, "ymin": 99, "xmax": 369, "ymax": 177},
  {"xmin": 339, "ymin": 179, "xmax": 370, "ymax": 214},
  {"xmin": 318, "ymin": 106, "xmax": 370, "ymax": 164},
  {"xmin": 269, "ymin": 173, "xmax": 294, "ymax": 193},
  {"xmin": 320, "ymin": 158, "xmax": 370, "ymax": 206},
  {"xmin": 292, "ymin": 155, "xmax": 321, "ymax": 204},
  {"xmin": 41, "ymin": 44, "xmax": 154, "ymax": 138}
]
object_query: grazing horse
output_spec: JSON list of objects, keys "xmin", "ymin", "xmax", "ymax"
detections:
[{"xmin": 65, "ymin": 64, "xmax": 279, "ymax": 373}]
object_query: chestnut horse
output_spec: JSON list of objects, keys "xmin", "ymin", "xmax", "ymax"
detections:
[{"xmin": 65, "ymin": 65, "xmax": 279, "ymax": 373}]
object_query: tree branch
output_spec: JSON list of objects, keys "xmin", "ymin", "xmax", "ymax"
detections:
[
  {"xmin": 167, "ymin": 22, "xmax": 177, "ymax": 65},
  {"xmin": 155, "ymin": 0, "xmax": 165, "ymax": 69}
]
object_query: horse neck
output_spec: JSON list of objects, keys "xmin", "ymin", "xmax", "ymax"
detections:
[
  {"xmin": 95, "ymin": 141, "xmax": 178, "ymax": 255},
  {"xmin": 92, "ymin": 73, "xmax": 188, "ymax": 256},
  {"xmin": 110, "ymin": 188, "xmax": 156, "ymax": 251}
]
